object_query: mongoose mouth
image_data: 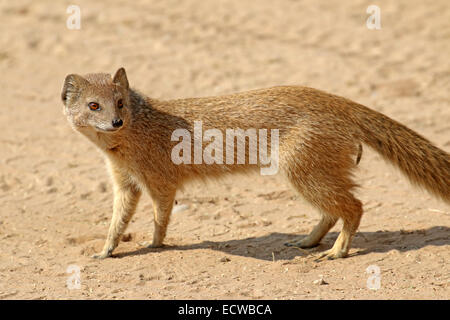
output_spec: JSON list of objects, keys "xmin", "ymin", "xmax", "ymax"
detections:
[
  {"xmin": 108, "ymin": 145, "xmax": 120, "ymax": 152},
  {"xmin": 95, "ymin": 125, "xmax": 123, "ymax": 133}
]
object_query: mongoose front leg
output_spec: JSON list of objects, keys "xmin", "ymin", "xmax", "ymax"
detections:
[
  {"xmin": 147, "ymin": 188, "xmax": 176, "ymax": 248},
  {"xmin": 92, "ymin": 170, "xmax": 141, "ymax": 259}
]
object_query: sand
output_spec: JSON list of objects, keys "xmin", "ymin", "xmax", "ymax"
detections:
[{"xmin": 0, "ymin": 0, "xmax": 449, "ymax": 299}]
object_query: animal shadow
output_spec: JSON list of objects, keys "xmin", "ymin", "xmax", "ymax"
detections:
[{"xmin": 114, "ymin": 226, "xmax": 449, "ymax": 261}]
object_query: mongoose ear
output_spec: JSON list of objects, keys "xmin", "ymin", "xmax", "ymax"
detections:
[
  {"xmin": 113, "ymin": 67, "xmax": 129, "ymax": 90},
  {"xmin": 61, "ymin": 74, "xmax": 88, "ymax": 104}
]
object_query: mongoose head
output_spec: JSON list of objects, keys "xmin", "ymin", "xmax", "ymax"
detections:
[{"xmin": 61, "ymin": 67, "xmax": 131, "ymax": 134}]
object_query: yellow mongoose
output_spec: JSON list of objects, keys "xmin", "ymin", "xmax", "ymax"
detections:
[{"xmin": 61, "ymin": 68, "xmax": 450, "ymax": 259}]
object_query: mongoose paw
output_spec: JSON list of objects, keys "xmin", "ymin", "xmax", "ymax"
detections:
[
  {"xmin": 284, "ymin": 238, "xmax": 320, "ymax": 249},
  {"xmin": 314, "ymin": 248, "xmax": 348, "ymax": 261},
  {"xmin": 91, "ymin": 249, "xmax": 113, "ymax": 259},
  {"xmin": 146, "ymin": 242, "xmax": 164, "ymax": 249}
]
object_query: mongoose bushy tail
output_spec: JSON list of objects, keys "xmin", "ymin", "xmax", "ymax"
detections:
[{"xmin": 350, "ymin": 102, "xmax": 450, "ymax": 204}]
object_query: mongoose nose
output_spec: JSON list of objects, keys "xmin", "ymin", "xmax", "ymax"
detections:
[{"xmin": 112, "ymin": 119, "xmax": 123, "ymax": 128}]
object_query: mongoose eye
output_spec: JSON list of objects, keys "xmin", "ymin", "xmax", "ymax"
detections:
[
  {"xmin": 117, "ymin": 99, "xmax": 124, "ymax": 109},
  {"xmin": 88, "ymin": 102, "xmax": 100, "ymax": 111}
]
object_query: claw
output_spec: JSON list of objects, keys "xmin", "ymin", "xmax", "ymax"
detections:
[
  {"xmin": 91, "ymin": 252, "xmax": 109, "ymax": 259},
  {"xmin": 91, "ymin": 248, "xmax": 113, "ymax": 259},
  {"xmin": 284, "ymin": 242, "xmax": 294, "ymax": 247},
  {"xmin": 314, "ymin": 248, "xmax": 348, "ymax": 262},
  {"xmin": 284, "ymin": 239, "xmax": 320, "ymax": 249}
]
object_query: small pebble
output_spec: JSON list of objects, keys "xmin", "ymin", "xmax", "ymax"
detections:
[{"xmin": 313, "ymin": 276, "xmax": 328, "ymax": 285}]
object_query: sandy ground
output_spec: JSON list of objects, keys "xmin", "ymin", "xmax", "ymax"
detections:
[{"xmin": 0, "ymin": 0, "xmax": 449, "ymax": 300}]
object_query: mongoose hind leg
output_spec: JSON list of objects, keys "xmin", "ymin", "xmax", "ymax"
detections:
[
  {"xmin": 285, "ymin": 214, "xmax": 338, "ymax": 248},
  {"xmin": 316, "ymin": 203, "xmax": 362, "ymax": 260},
  {"xmin": 282, "ymin": 139, "xmax": 362, "ymax": 259},
  {"xmin": 287, "ymin": 184, "xmax": 363, "ymax": 259}
]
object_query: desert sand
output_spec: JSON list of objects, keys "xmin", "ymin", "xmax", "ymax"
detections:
[{"xmin": 0, "ymin": 0, "xmax": 449, "ymax": 299}]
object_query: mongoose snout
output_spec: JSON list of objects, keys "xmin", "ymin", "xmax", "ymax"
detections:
[{"xmin": 112, "ymin": 119, "xmax": 123, "ymax": 128}]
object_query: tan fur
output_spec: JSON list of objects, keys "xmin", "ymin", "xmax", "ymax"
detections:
[{"xmin": 61, "ymin": 68, "xmax": 450, "ymax": 259}]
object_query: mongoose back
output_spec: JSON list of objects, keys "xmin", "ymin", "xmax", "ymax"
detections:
[{"xmin": 61, "ymin": 67, "xmax": 450, "ymax": 259}]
